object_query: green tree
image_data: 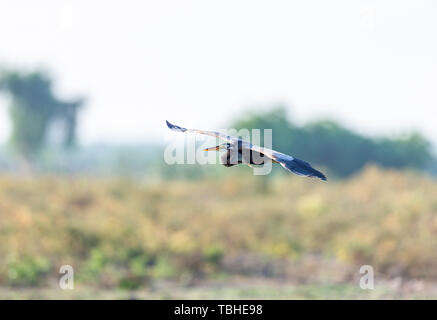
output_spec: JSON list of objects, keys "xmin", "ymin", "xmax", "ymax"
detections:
[
  {"xmin": 233, "ymin": 107, "xmax": 294, "ymax": 154},
  {"xmin": 373, "ymin": 133, "xmax": 433, "ymax": 169},
  {"xmin": 293, "ymin": 120, "xmax": 375, "ymax": 177},
  {"xmin": 0, "ymin": 70, "xmax": 84, "ymax": 159},
  {"xmin": 231, "ymin": 107, "xmax": 434, "ymax": 178}
]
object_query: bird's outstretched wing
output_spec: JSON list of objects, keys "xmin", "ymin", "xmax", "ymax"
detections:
[
  {"xmin": 247, "ymin": 144, "xmax": 327, "ymax": 181},
  {"xmin": 166, "ymin": 120, "xmax": 327, "ymax": 181},
  {"xmin": 166, "ymin": 120, "xmax": 240, "ymax": 144}
]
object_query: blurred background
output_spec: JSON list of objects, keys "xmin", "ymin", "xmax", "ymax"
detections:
[{"xmin": 0, "ymin": 0, "xmax": 437, "ymax": 299}]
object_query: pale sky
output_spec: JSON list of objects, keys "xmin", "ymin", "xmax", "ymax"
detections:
[{"xmin": 0, "ymin": 0, "xmax": 436, "ymax": 145}]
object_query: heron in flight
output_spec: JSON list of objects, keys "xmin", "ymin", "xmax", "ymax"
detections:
[{"xmin": 166, "ymin": 120, "xmax": 327, "ymax": 181}]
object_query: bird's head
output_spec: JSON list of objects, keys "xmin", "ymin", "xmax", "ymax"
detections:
[{"xmin": 203, "ymin": 142, "xmax": 232, "ymax": 152}]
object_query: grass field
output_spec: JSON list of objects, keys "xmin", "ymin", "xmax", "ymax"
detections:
[
  {"xmin": 2, "ymin": 277, "xmax": 437, "ymax": 299},
  {"xmin": 1, "ymin": 165, "xmax": 437, "ymax": 299}
]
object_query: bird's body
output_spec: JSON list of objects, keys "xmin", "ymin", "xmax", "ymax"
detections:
[
  {"xmin": 166, "ymin": 120, "xmax": 327, "ymax": 181},
  {"xmin": 219, "ymin": 141, "xmax": 268, "ymax": 167}
]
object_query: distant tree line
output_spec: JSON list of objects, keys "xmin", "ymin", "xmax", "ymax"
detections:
[
  {"xmin": 0, "ymin": 69, "xmax": 84, "ymax": 161},
  {"xmin": 0, "ymin": 69, "xmax": 434, "ymax": 178},
  {"xmin": 233, "ymin": 108, "xmax": 434, "ymax": 178}
]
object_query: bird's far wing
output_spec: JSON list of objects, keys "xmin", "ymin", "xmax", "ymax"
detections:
[
  {"xmin": 166, "ymin": 120, "xmax": 240, "ymax": 143},
  {"xmin": 247, "ymin": 143, "xmax": 327, "ymax": 181}
]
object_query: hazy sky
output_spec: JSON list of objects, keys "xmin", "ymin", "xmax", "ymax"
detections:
[{"xmin": 0, "ymin": 0, "xmax": 436, "ymax": 145}]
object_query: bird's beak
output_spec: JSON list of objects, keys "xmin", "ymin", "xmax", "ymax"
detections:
[{"xmin": 203, "ymin": 146, "xmax": 220, "ymax": 151}]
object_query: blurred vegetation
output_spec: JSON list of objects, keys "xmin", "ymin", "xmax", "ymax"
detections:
[
  {"xmin": 0, "ymin": 68, "xmax": 436, "ymax": 299},
  {"xmin": 0, "ymin": 70, "xmax": 84, "ymax": 160},
  {"xmin": 1, "ymin": 166, "xmax": 437, "ymax": 290},
  {"xmin": 233, "ymin": 108, "xmax": 434, "ymax": 178}
]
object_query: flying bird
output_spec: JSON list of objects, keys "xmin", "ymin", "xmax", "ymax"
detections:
[{"xmin": 166, "ymin": 120, "xmax": 327, "ymax": 181}]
